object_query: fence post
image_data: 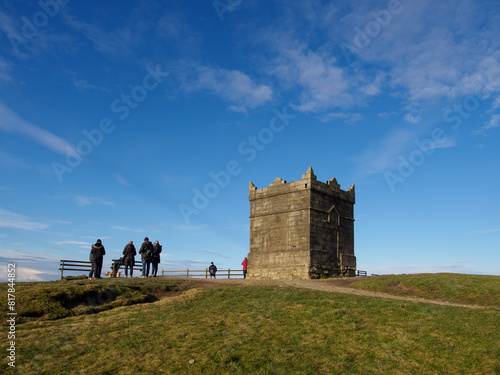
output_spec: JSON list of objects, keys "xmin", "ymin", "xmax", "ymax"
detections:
[
  {"xmin": 60, "ymin": 260, "xmax": 65, "ymax": 280},
  {"xmin": 186, "ymin": 269, "xmax": 189, "ymax": 278},
  {"xmin": 205, "ymin": 268, "xmax": 208, "ymax": 278},
  {"xmin": 228, "ymin": 268, "xmax": 230, "ymax": 279}
]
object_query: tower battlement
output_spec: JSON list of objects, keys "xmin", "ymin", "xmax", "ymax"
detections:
[{"xmin": 248, "ymin": 167, "xmax": 356, "ymax": 279}]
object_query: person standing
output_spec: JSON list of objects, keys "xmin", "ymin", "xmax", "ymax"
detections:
[
  {"xmin": 139, "ymin": 237, "xmax": 153, "ymax": 277},
  {"xmin": 122, "ymin": 241, "xmax": 136, "ymax": 278},
  {"xmin": 151, "ymin": 240, "xmax": 162, "ymax": 277},
  {"xmin": 209, "ymin": 262, "xmax": 217, "ymax": 279},
  {"xmin": 241, "ymin": 257, "xmax": 248, "ymax": 279},
  {"xmin": 89, "ymin": 239, "xmax": 105, "ymax": 279}
]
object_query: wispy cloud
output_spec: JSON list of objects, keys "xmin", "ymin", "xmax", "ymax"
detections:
[
  {"xmin": 113, "ymin": 226, "xmax": 144, "ymax": 233},
  {"xmin": 352, "ymin": 127, "xmax": 425, "ymax": 178},
  {"xmin": 200, "ymin": 250, "xmax": 231, "ymax": 259},
  {"xmin": 179, "ymin": 64, "xmax": 273, "ymax": 112},
  {"xmin": 0, "ymin": 208, "xmax": 49, "ymax": 231},
  {"xmin": 114, "ymin": 174, "xmax": 131, "ymax": 187},
  {"xmin": 63, "ymin": 13, "xmax": 139, "ymax": 56},
  {"xmin": 72, "ymin": 77, "xmax": 107, "ymax": 92},
  {"xmin": 75, "ymin": 195, "xmax": 115, "ymax": 207},
  {"xmin": 0, "ymin": 57, "xmax": 13, "ymax": 82},
  {"xmin": 51, "ymin": 240, "xmax": 89, "ymax": 246},
  {"xmin": 0, "ymin": 150, "xmax": 30, "ymax": 168},
  {"xmin": 403, "ymin": 113, "xmax": 421, "ymax": 124},
  {"xmin": 0, "ymin": 101, "xmax": 75, "ymax": 155},
  {"xmin": 472, "ymin": 114, "xmax": 500, "ymax": 136},
  {"xmin": 477, "ymin": 228, "xmax": 500, "ymax": 234},
  {"xmin": 319, "ymin": 112, "xmax": 364, "ymax": 124}
]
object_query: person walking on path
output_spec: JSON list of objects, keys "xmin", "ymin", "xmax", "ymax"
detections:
[
  {"xmin": 122, "ymin": 241, "xmax": 137, "ymax": 278},
  {"xmin": 151, "ymin": 240, "xmax": 162, "ymax": 277},
  {"xmin": 209, "ymin": 262, "xmax": 217, "ymax": 279},
  {"xmin": 139, "ymin": 237, "xmax": 153, "ymax": 277},
  {"xmin": 241, "ymin": 257, "xmax": 248, "ymax": 279},
  {"xmin": 88, "ymin": 239, "xmax": 106, "ymax": 279}
]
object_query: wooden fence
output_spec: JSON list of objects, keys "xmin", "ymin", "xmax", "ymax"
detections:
[{"xmin": 161, "ymin": 268, "xmax": 244, "ymax": 279}]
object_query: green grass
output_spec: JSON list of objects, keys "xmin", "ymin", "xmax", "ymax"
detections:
[
  {"xmin": 1, "ymin": 274, "xmax": 499, "ymax": 374},
  {"xmin": 348, "ymin": 273, "xmax": 500, "ymax": 307},
  {"xmin": 0, "ymin": 277, "xmax": 185, "ymax": 325}
]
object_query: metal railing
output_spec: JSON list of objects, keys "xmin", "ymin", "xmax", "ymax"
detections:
[{"xmin": 161, "ymin": 268, "xmax": 244, "ymax": 279}]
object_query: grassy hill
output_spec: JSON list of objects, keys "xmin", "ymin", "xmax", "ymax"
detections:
[{"xmin": 1, "ymin": 274, "xmax": 499, "ymax": 374}]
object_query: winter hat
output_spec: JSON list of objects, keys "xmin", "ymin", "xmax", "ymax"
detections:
[
  {"xmin": 96, "ymin": 239, "xmax": 102, "ymax": 244},
  {"xmin": 144, "ymin": 237, "xmax": 149, "ymax": 241},
  {"xmin": 128, "ymin": 241, "xmax": 133, "ymax": 244}
]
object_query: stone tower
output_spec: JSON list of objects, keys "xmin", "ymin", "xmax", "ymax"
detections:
[{"xmin": 247, "ymin": 167, "xmax": 356, "ymax": 279}]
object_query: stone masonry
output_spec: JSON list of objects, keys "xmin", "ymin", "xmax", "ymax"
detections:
[{"xmin": 248, "ymin": 167, "xmax": 356, "ymax": 279}]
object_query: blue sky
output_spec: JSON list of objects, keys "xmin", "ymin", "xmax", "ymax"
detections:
[{"xmin": 0, "ymin": 0, "xmax": 499, "ymax": 281}]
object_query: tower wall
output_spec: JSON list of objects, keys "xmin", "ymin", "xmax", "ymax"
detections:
[
  {"xmin": 248, "ymin": 167, "xmax": 356, "ymax": 279},
  {"xmin": 248, "ymin": 177, "xmax": 311, "ymax": 279}
]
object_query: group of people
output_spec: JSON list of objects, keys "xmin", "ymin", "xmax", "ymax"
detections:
[
  {"xmin": 87, "ymin": 238, "xmax": 249, "ymax": 280},
  {"xmin": 88, "ymin": 237, "xmax": 162, "ymax": 279},
  {"xmin": 122, "ymin": 237, "xmax": 162, "ymax": 278}
]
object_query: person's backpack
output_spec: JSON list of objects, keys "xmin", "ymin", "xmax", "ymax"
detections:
[{"xmin": 145, "ymin": 243, "xmax": 153, "ymax": 258}]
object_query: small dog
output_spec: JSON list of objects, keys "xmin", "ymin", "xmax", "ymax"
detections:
[{"xmin": 104, "ymin": 272, "xmax": 121, "ymax": 277}]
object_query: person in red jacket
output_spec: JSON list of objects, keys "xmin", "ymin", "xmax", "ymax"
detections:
[{"xmin": 241, "ymin": 257, "xmax": 248, "ymax": 279}]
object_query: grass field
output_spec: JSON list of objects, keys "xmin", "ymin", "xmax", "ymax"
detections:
[
  {"xmin": 349, "ymin": 273, "xmax": 500, "ymax": 307},
  {"xmin": 1, "ymin": 274, "xmax": 499, "ymax": 374}
]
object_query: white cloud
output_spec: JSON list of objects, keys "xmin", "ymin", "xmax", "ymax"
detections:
[
  {"xmin": 403, "ymin": 113, "xmax": 421, "ymax": 124},
  {"xmin": 51, "ymin": 240, "xmax": 89, "ymax": 245},
  {"xmin": 0, "ymin": 101, "xmax": 75, "ymax": 155},
  {"xmin": 182, "ymin": 65, "xmax": 273, "ymax": 112},
  {"xmin": 352, "ymin": 127, "xmax": 425, "ymax": 178},
  {"xmin": 477, "ymin": 228, "xmax": 500, "ymax": 234},
  {"xmin": 319, "ymin": 112, "xmax": 364, "ymax": 124},
  {"xmin": 63, "ymin": 13, "xmax": 138, "ymax": 56},
  {"xmin": 113, "ymin": 226, "xmax": 144, "ymax": 233},
  {"xmin": 472, "ymin": 114, "xmax": 500, "ymax": 136},
  {"xmin": 267, "ymin": 41, "xmax": 353, "ymax": 112},
  {"xmin": 0, "ymin": 208, "xmax": 49, "ymax": 231},
  {"xmin": 0, "ymin": 150, "xmax": 30, "ymax": 168},
  {"xmin": 114, "ymin": 174, "xmax": 131, "ymax": 187},
  {"xmin": 75, "ymin": 195, "xmax": 114, "ymax": 207},
  {"xmin": 0, "ymin": 57, "xmax": 13, "ymax": 82},
  {"xmin": 72, "ymin": 77, "xmax": 102, "ymax": 92}
]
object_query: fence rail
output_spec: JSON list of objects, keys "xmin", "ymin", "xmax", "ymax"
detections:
[{"xmin": 161, "ymin": 268, "xmax": 244, "ymax": 279}]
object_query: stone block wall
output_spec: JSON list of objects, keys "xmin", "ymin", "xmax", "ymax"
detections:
[{"xmin": 248, "ymin": 167, "xmax": 356, "ymax": 279}]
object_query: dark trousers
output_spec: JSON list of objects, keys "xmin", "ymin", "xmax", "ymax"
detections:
[
  {"xmin": 124, "ymin": 264, "xmax": 134, "ymax": 277},
  {"xmin": 89, "ymin": 261, "xmax": 97, "ymax": 278},
  {"xmin": 243, "ymin": 270, "xmax": 247, "ymax": 279},
  {"xmin": 89, "ymin": 261, "xmax": 102, "ymax": 278},
  {"xmin": 95, "ymin": 262, "xmax": 103, "ymax": 278},
  {"xmin": 151, "ymin": 262, "xmax": 159, "ymax": 276}
]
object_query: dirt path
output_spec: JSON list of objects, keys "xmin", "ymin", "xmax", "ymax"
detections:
[{"xmin": 183, "ymin": 278, "xmax": 491, "ymax": 309}]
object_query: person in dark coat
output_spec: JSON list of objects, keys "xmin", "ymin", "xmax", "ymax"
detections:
[
  {"xmin": 150, "ymin": 241, "xmax": 162, "ymax": 277},
  {"xmin": 209, "ymin": 262, "xmax": 217, "ymax": 279},
  {"xmin": 122, "ymin": 241, "xmax": 136, "ymax": 278},
  {"xmin": 139, "ymin": 237, "xmax": 153, "ymax": 277},
  {"xmin": 89, "ymin": 239, "xmax": 106, "ymax": 279}
]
